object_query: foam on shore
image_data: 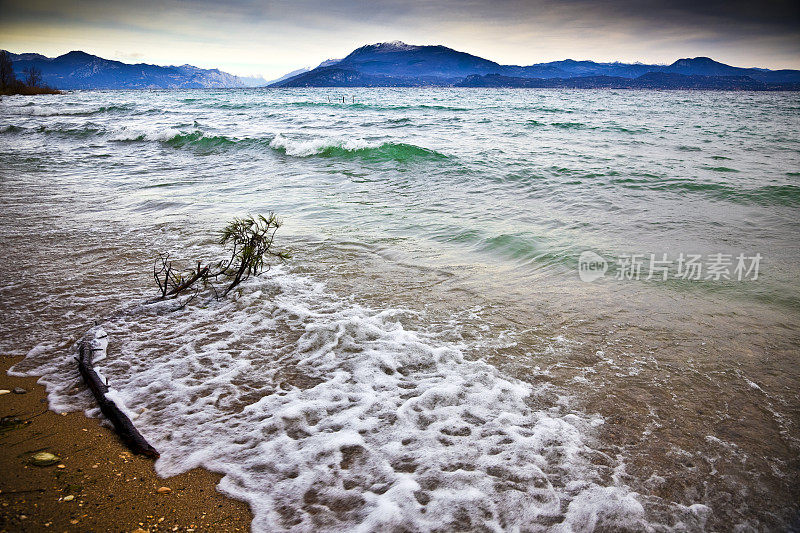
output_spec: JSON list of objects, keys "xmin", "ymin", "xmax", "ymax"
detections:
[{"xmin": 11, "ymin": 267, "xmax": 649, "ymax": 532}]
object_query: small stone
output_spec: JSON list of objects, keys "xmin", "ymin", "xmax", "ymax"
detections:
[
  {"xmin": 57, "ymin": 464, "xmax": 66, "ymax": 469},
  {"xmin": 30, "ymin": 452, "xmax": 60, "ymax": 466},
  {"xmin": 12, "ymin": 387, "xmax": 27, "ymax": 394},
  {"xmin": 156, "ymin": 486, "xmax": 172, "ymax": 494},
  {"xmin": 0, "ymin": 390, "xmax": 10, "ymax": 395},
  {"xmin": 132, "ymin": 529, "xmax": 148, "ymax": 533},
  {"xmin": 70, "ymin": 519, "xmax": 79, "ymax": 524},
  {"xmin": 63, "ymin": 495, "xmax": 74, "ymax": 502}
]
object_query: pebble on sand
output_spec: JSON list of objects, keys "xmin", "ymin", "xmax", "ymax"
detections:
[
  {"xmin": 12, "ymin": 387, "xmax": 27, "ymax": 394},
  {"xmin": 156, "ymin": 486, "xmax": 172, "ymax": 494},
  {"xmin": 30, "ymin": 452, "xmax": 60, "ymax": 466}
]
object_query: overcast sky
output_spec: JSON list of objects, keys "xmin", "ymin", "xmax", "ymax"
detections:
[{"xmin": 1, "ymin": 0, "xmax": 798, "ymax": 78}]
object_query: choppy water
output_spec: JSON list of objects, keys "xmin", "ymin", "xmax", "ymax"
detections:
[{"xmin": 1, "ymin": 88, "xmax": 799, "ymax": 532}]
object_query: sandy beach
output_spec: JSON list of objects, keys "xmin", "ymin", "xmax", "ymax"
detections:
[{"xmin": 0, "ymin": 355, "xmax": 252, "ymax": 533}]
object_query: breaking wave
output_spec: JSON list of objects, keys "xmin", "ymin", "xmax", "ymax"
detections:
[
  {"xmin": 1, "ymin": 122, "xmax": 445, "ymax": 162},
  {"xmin": 269, "ymin": 133, "xmax": 447, "ymax": 161},
  {"xmin": 0, "ymin": 104, "xmax": 136, "ymax": 117}
]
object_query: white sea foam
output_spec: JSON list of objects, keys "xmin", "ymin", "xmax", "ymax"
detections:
[
  {"xmin": 11, "ymin": 267, "xmax": 649, "ymax": 532},
  {"xmin": 0, "ymin": 105, "xmax": 66, "ymax": 116},
  {"xmin": 269, "ymin": 133, "xmax": 378, "ymax": 157},
  {"xmin": 0, "ymin": 104, "xmax": 132, "ymax": 117},
  {"xmin": 107, "ymin": 125, "xmax": 182, "ymax": 142}
]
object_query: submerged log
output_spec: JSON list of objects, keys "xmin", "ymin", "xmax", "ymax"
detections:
[{"xmin": 77, "ymin": 340, "xmax": 159, "ymax": 458}]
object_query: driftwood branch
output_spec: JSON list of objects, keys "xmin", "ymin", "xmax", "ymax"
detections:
[
  {"xmin": 77, "ymin": 342, "xmax": 159, "ymax": 458},
  {"xmin": 166, "ymin": 263, "xmax": 209, "ymax": 297},
  {"xmin": 152, "ymin": 213, "xmax": 289, "ymax": 302}
]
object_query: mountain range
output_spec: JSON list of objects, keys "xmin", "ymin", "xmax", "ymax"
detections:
[
  {"xmin": 271, "ymin": 41, "xmax": 800, "ymax": 90},
  {"xmin": 5, "ymin": 42, "xmax": 800, "ymax": 91},
  {"xmin": 6, "ymin": 51, "xmax": 267, "ymax": 89}
]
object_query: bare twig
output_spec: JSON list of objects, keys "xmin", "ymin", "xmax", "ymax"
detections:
[{"xmin": 152, "ymin": 214, "xmax": 288, "ymax": 302}]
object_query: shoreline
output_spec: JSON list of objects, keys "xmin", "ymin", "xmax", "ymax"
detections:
[{"xmin": 0, "ymin": 355, "xmax": 253, "ymax": 532}]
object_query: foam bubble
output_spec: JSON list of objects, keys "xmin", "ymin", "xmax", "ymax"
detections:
[{"xmin": 11, "ymin": 268, "xmax": 647, "ymax": 532}]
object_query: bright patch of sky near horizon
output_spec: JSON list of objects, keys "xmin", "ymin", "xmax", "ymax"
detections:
[{"xmin": 1, "ymin": 0, "xmax": 799, "ymax": 78}]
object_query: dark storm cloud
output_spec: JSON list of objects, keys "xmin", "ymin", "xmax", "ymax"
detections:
[
  {"xmin": 397, "ymin": 0, "xmax": 800, "ymax": 39},
  {"xmin": 4, "ymin": 0, "xmax": 798, "ymax": 31},
  {"xmin": 561, "ymin": 0, "xmax": 800, "ymax": 37},
  {"xmin": 1, "ymin": 0, "xmax": 798, "ymax": 73}
]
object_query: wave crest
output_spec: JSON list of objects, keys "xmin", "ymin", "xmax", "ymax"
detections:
[{"xmin": 269, "ymin": 134, "xmax": 446, "ymax": 161}]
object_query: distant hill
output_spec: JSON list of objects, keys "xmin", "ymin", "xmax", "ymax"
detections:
[
  {"xmin": 273, "ymin": 41, "xmax": 800, "ymax": 89},
  {"xmin": 266, "ymin": 58, "xmax": 343, "ymax": 86},
  {"xmin": 335, "ymin": 41, "xmax": 503, "ymax": 78},
  {"xmin": 236, "ymin": 75, "xmax": 270, "ymax": 88},
  {"xmin": 266, "ymin": 68, "xmax": 311, "ymax": 86},
  {"xmin": 271, "ymin": 66, "xmax": 443, "ymax": 87},
  {"xmin": 6, "ymin": 50, "xmax": 267, "ymax": 90},
  {"xmin": 456, "ymin": 73, "xmax": 800, "ymax": 91},
  {"xmin": 6, "ymin": 44, "xmax": 798, "ymax": 91}
]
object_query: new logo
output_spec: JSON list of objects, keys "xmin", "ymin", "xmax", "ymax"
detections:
[{"xmin": 578, "ymin": 251, "xmax": 607, "ymax": 282}]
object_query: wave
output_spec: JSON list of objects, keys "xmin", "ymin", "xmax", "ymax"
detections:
[
  {"xmin": 269, "ymin": 133, "xmax": 447, "ymax": 162},
  {"xmin": 0, "ymin": 104, "xmax": 135, "ymax": 117},
  {"xmin": 36, "ymin": 123, "xmax": 105, "ymax": 137},
  {"xmin": 163, "ymin": 130, "xmax": 240, "ymax": 149},
  {"xmin": 285, "ymin": 101, "xmax": 469, "ymax": 112},
  {"xmin": 402, "ymin": 104, "xmax": 470, "ymax": 111},
  {"xmin": 1, "ymin": 123, "xmax": 159, "ymax": 141},
  {"xmin": 703, "ymin": 166, "xmax": 739, "ymax": 173},
  {"xmin": 532, "ymin": 106, "xmax": 573, "ymax": 113},
  {"xmin": 15, "ymin": 123, "xmax": 254, "ymax": 151},
  {"xmin": 207, "ymin": 103, "xmax": 253, "ymax": 110},
  {"xmin": 606, "ymin": 125, "xmax": 648, "ymax": 134},
  {"xmin": 9, "ymin": 267, "xmax": 651, "ymax": 532},
  {"xmin": 551, "ymin": 122, "xmax": 592, "ymax": 130},
  {"xmin": 612, "ymin": 177, "xmax": 800, "ymax": 207},
  {"xmin": 0, "ymin": 125, "xmax": 25, "ymax": 134},
  {"xmin": 6, "ymin": 122, "xmax": 445, "ymax": 162},
  {"xmin": 108, "ymin": 127, "xmax": 184, "ymax": 143},
  {"xmin": 426, "ymin": 224, "xmax": 570, "ymax": 269}
]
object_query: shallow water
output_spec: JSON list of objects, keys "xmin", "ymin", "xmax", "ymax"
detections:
[{"xmin": 1, "ymin": 88, "xmax": 799, "ymax": 531}]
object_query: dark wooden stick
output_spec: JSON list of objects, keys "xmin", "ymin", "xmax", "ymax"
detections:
[
  {"xmin": 77, "ymin": 342, "xmax": 159, "ymax": 458},
  {"xmin": 166, "ymin": 264, "xmax": 209, "ymax": 297}
]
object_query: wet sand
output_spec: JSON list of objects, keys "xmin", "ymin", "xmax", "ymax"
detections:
[{"xmin": 0, "ymin": 356, "xmax": 252, "ymax": 533}]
